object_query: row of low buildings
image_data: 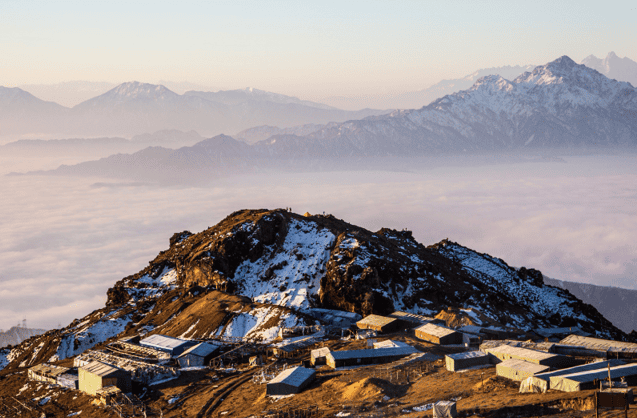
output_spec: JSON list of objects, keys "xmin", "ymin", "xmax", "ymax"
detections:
[
  {"xmin": 355, "ymin": 312, "xmax": 481, "ymax": 347},
  {"xmin": 443, "ymin": 334, "xmax": 637, "ymax": 397},
  {"xmin": 27, "ymin": 333, "xmax": 225, "ymax": 397}
]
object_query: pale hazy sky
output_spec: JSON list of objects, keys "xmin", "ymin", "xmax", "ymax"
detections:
[{"xmin": 1, "ymin": 0, "xmax": 636, "ymax": 98}]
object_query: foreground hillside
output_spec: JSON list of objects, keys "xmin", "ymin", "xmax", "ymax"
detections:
[{"xmin": 0, "ymin": 209, "xmax": 626, "ymax": 372}]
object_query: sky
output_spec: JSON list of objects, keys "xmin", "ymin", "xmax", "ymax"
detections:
[{"xmin": 1, "ymin": 0, "xmax": 636, "ymax": 100}]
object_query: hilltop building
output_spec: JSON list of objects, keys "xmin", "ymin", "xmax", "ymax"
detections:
[{"xmin": 78, "ymin": 361, "xmax": 132, "ymax": 396}]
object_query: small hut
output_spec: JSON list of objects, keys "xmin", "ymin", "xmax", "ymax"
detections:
[
  {"xmin": 415, "ymin": 323, "xmax": 462, "ymax": 345},
  {"xmin": 28, "ymin": 363, "xmax": 69, "ymax": 385},
  {"xmin": 310, "ymin": 347, "xmax": 331, "ymax": 366},
  {"xmin": 78, "ymin": 361, "xmax": 132, "ymax": 396},
  {"xmin": 356, "ymin": 315, "xmax": 403, "ymax": 333},
  {"xmin": 445, "ymin": 351, "xmax": 490, "ymax": 372},
  {"xmin": 266, "ymin": 366, "xmax": 316, "ymax": 396},
  {"xmin": 177, "ymin": 342, "xmax": 221, "ymax": 368},
  {"xmin": 496, "ymin": 359, "xmax": 550, "ymax": 381}
]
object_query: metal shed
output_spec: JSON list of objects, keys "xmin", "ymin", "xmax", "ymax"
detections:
[
  {"xmin": 445, "ymin": 351, "xmax": 490, "ymax": 372},
  {"xmin": 310, "ymin": 347, "xmax": 331, "ymax": 366},
  {"xmin": 550, "ymin": 363, "xmax": 637, "ymax": 392},
  {"xmin": 78, "ymin": 361, "xmax": 132, "ymax": 396},
  {"xmin": 266, "ymin": 366, "xmax": 316, "ymax": 396},
  {"xmin": 388, "ymin": 311, "xmax": 434, "ymax": 327},
  {"xmin": 356, "ymin": 315, "xmax": 403, "ymax": 333},
  {"xmin": 177, "ymin": 342, "xmax": 221, "ymax": 368},
  {"xmin": 373, "ymin": 340, "xmax": 410, "ymax": 349},
  {"xmin": 28, "ymin": 363, "xmax": 69, "ymax": 385},
  {"xmin": 496, "ymin": 359, "xmax": 550, "ymax": 382},
  {"xmin": 326, "ymin": 346, "xmax": 419, "ymax": 369},
  {"xmin": 519, "ymin": 360, "xmax": 624, "ymax": 393},
  {"xmin": 271, "ymin": 334, "xmax": 321, "ymax": 358},
  {"xmin": 484, "ymin": 344, "xmax": 571, "ymax": 368},
  {"xmin": 139, "ymin": 334, "xmax": 197, "ymax": 357},
  {"xmin": 415, "ymin": 323, "xmax": 462, "ymax": 345},
  {"xmin": 560, "ymin": 335, "xmax": 637, "ymax": 350}
]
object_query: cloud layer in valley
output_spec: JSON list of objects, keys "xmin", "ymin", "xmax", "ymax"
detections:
[{"xmin": 1, "ymin": 154, "xmax": 636, "ymax": 331}]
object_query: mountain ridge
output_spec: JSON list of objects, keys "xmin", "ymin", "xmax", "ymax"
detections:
[{"xmin": 0, "ymin": 208, "xmax": 627, "ymax": 372}]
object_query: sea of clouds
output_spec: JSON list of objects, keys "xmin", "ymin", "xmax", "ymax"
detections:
[{"xmin": 1, "ymin": 154, "xmax": 636, "ymax": 331}]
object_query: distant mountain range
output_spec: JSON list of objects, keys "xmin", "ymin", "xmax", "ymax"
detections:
[
  {"xmin": 544, "ymin": 278, "xmax": 637, "ymax": 334},
  {"xmin": 322, "ymin": 65, "xmax": 537, "ymax": 110},
  {"xmin": 17, "ymin": 55, "xmax": 637, "ymax": 183},
  {"xmin": 0, "ymin": 326, "xmax": 47, "ymax": 349},
  {"xmin": 581, "ymin": 51, "xmax": 637, "ymax": 87},
  {"xmin": 0, "ymin": 83, "xmax": 389, "ymax": 139}
]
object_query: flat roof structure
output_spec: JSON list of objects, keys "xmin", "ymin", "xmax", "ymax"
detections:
[
  {"xmin": 326, "ymin": 346, "xmax": 419, "ymax": 369},
  {"xmin": 520, "ymin": 360, "xmax": 625, "ymax": 393},
  {"xmin": 388, "ymin": 311, "xmax": 434, "ymax": 326},
  {"xmin": 139, "ymin": 334, "xmax": 195, "ymax": 357},
  {"xmin": 28, "ymin": 363, "xmax": 70, "ymax": 384},
  {"xmin": 496, "ymin": 359, "xmax": 550, "ymax": 382},
  {"xmin": 356, "ymin": 315, "xmax": 401, "ymax": 333},
  {"xmin": 484, "ymin": 344, "xmax": 570, "ymax": 368},
  {"xmin": 559, "ymin": 335, "xmax": 637, "ymax": 351},
  {"xmin": 266, "ymin": 366, "xmax": 316, "ymax": 395},
  {"xmin": 373, "ymin": 340, "xmax": 410, "ymax": 349},
  {"xmin": 415, "ymin": 323, "xmax": 462, "ymax": 345},
  {"xmin": 178, "ymin": 342, "xmax": 221, "ymax": 359},
  {"xmin": 550, "ymin": 363, "xmax": 637, "ymax": 392},
  {"xmin": 445, "ymin": 351, "xmax": 490, "ymax": 372}
]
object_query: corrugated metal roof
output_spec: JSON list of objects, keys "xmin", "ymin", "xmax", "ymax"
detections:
[
  {"xmin": 552, "ymin": 363, "xmax": 637, "ymax": 384},
  {"xmin": 140, "ymin": 334, "xmax": 189, "ymax": 351},
  {"xmin": 29, "ymin": 363, "xmax": 69, "ymax": 378},
  {"xmin": 80, "ymin": 361, "xmax": 122, "ymax": 377},
  {"xmin": 446, "ymin": 351, "xmax": 488, "ymax": 360},
  {"xmin": 178, "ymin": 342, "xmax": 221, "ymax": 358},
  {"xmin": 415, "ymin": 323, "xmax": 458, "ymax": 338},
  {"xmin": 533, "ymin": 360, "xmax": 625, "ymax": 382},
  {"xmin": 356, "ymin": 315, "xmax": 398, "ymax": 328},
  {"xmin": 269, "ymin": 366, "xmax": 316, "ymax": 388},
  {"xmin": 329, "ymin": 346, "xmax": 418, "ymax": 361},
  {"xmin": 486, "ymin": 344, "xmax": 556, "ymax": 361},
  {"xmin": 559, "ymin": 335, "xmax": 637, "ymax": 351},
  {"xmin": 388, "ymin": 311, "xmax": 434, "ymax": 324},
  {"xmin": 373, "ymin": 340, "xmax": 410, "ymax": 349},
  {"xmin": 497, "ymin": 359, "xmax": 550, "ymax": 374},
  {"xmin": 535, "ymin": 327, "xmax": 585, "ymax": 337}
]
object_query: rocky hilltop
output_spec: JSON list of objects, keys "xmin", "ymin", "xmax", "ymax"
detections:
[{"xmin": 0, "ymin": 209, "xmax": 627, "ymax": 371}]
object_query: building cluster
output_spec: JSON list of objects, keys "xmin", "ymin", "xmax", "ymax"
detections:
[
  {"xmin": 23, "ymin": 305, "xmax": 637, "ymax": 414},
  {"xmin": 440, "ymin": 333, "xmax": 637, "ymax": 402},
  {"xmin": 27, "ymin": 333, "xmax": 224, "ymax": 400}
]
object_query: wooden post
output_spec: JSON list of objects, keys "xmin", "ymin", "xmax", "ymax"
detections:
[{"xmin": 595, "ymin": 391, "xmax": 598, "ymax": 418}]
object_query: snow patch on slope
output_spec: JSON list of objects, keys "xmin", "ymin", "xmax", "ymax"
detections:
[
  {"xmin": 53, "ymin": 310, "xmax": 132, "ymax": 360},
  {"xmin": 234, "ymin": 218, "xmax": 335, "ymax": 309}
]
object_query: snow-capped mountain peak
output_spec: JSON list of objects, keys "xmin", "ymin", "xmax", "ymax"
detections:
[{"xmin": 107, "ymin": 81, "xmax": 177, "ymax": 100}]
